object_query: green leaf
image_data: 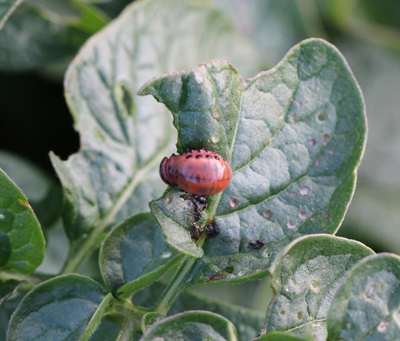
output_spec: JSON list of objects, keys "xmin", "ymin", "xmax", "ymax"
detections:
[
  {"xmin": 7, "ymin": 274, "xmax": 109, "ymax": 341},
  {"xmin": 57, "ymin": 0, "xmax": 259, "ymax": 273},
  {"xmin": 0, "ymin": 279, "xmax": 25, "ymax": 305},
  {"xmin": 327, "ymin": 253, "xmax": 400, "ymax": 340},
  {"xmin": 0, "ymin": 150, "xmax": 62, "ymax": 230},
  {"xmin": 140, "ymin": 310, "xmax": 238, "ymax": 341},
  {"xmin": 140, "ymin": 38, "xmax": 366, "ymax": 284},
  {"xmin": 257, "ymin": 331, "xmax": 308, "ymax": 341},
  {"xmin": 0, "ymin": 0, "xmax": 22, "ymax": 29},
  {"xmin": 100, "ymin": 212, "xmax": 182, "ymax": 298},
  {"xmin": 0, "ymin": 168, "xmax": 45, "ymax": 274},
  {"xmin": 263, "ymin": 235, "xmax": 374, "ymax": 340},
  {"xmin": 0, "ymin": 7, "xmax": 75, "ymax": 71},
  {"xmin": 0, "ymin": 293, "xmax": 22, "ymax": 341},
  {"xmin": 171, "ymin": 289, "xmax": 264, "ymax": 341},
  {"xmin": 132, "ymin": 283, "xmax": 265, "ymax": 341}
]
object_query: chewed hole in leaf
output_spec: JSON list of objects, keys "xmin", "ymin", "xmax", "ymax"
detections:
[
  {"xmin": 310, "ymin": 280, "xmax": 319, "ymax": 292},
  {"xmin": 262, "ymin": 209, "xmax": 272, "ymax": 219},
  {"xmin": 299, "ymin": 211, "xmax": 308, "ymax": 219},
  {"xmin": 230, "ymin": 198, "xmax": 239, "ymax": 208},
  {"xmin": 300, "ymin": 186, "xmax": 310, "ymax": 195},
  {"xmin": 363, "ymin": 285, "xmax": 375, "ymax": 300},
  {"xmin": 287, "ymin": 220, "xmax": 296, "ymax": 229},
  {"xmin": 322, "ymin": 133, "xmax": 331, "ymax": 145},
  {"xmin": 377, "ymin": 320, "xmax": 390, "ymax": 333},
  {"xmin": 288, "ymin": 112, "xmax": 298, "ymax": 123},
  {"xmin": 211, "ymin": 134, "xmax": 219, "ymax": 144},
  {"xmin": 308, "ymin": 139, "xmax": 316, "ymax": 146},
  {"xmin": 316, "ymin": 111, "xmax": 328, "ymax": 123}
]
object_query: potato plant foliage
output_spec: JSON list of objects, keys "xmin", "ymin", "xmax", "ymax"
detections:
[{"xmin": 1, "ymin": 0, "xmax": 399, "ymax": 341}]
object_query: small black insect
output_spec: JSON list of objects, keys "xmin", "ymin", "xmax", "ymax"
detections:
[
  {"xmin": 205, "ymin": 222, "xmax": 220, "ymax": 238},
  {"xmin": 248, "ymin": 240, "xmax": 265, "ymax": 250}
]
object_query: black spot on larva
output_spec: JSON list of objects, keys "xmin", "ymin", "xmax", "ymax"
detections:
[
  {"xmin": 206, "ymin": 155, "xmax": 212, "ymax": 159},
  {"xmin": 215, "ymin": 156, "xmax": 219, "ymax": 160},
  {"xmin": 205, "ymin": 222, "xmax": 220, "ymax": 238},
  {"xmin": 198, "ymin": 149, "xmax": 202, "ymax": 152},
  {"xmin": 196, "ymin": 155, "xmax": 202, "ymax": 159},
  {"xmin": 186, "ymin": 155, "xmax": 193, "ymax": 159},
  {"xmin": 248, "ymin": 240, "xmax": 265, "ymax": 250}
]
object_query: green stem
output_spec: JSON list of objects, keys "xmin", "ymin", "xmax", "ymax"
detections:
[
  {"xmin": 0, "ymin": 271, "xmax": 51, "ymax": 290},
  {"xmin": 113, "ymin": 299, "xmax": 147, "ymax": 321},
  {"xmin": 155, "ymin": 233, "xmax": 207, "ymax": 315},
  {"xmin": 114, "ymin": 317, "xmax": 140, "ymax": 341}
]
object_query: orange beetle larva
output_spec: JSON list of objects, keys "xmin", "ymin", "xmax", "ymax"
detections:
[{"xmin": 159, "ymin": 148, "xmax": 232, "ymax": 196}]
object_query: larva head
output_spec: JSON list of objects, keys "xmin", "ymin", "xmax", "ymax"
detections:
[{"xmin": 159, "ymin": 156, "xmax": 177, "ymax": 186}]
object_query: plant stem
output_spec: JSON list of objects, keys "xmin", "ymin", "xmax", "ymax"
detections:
[
  {"xmin": 155, "ymin": 233, "xmax": 206, "ymax": 315},
  {"xmin": 114, "ymin": 317, "xmax": 140, "ymax": 341},
  {"xmin": 0, "ymin": 271, "xmax": 51, "ymax": 289},
  {"xmin": 113, "ymin": 299, "xmax": 147, "ymax": 321}
]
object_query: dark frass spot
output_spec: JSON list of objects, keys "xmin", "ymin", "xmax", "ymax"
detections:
[
  {"xmin": 205, "ymin": 222, "xmax": 220, "ymax": 238},
  {"xmin": 224, "ymin": 266, "xmax": 234, "ymax": 273},
  {"xmin": 206, "ymin": 273, "xmax": 225, "ymax": 281},
  {"xmin": 248, "ymin": 240, "xmax": 265, "ymax": 250}
]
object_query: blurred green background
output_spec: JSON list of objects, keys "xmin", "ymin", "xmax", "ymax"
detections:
[{"xmin": 1, "ymin": 0, "xmax": 400, "ymax": 336}]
